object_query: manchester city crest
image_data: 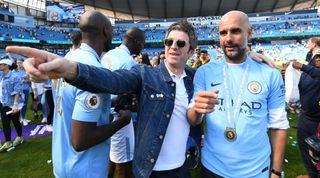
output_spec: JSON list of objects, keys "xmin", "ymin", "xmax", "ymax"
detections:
[{"xmin": 247, "ymin": 81, "xmax": 262, "ymax": 94}]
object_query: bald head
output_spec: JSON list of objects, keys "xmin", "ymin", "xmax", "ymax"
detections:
[
  {"xmin": 79, "ymin": 10, "xmax": 112, "ymax": 39},
  {"xmin": 78, "ymin": 10, "xmax": 113, "ymax": 55},
  {"xmin": 124, "ymin": 27, "xmax": 145, "ymax": 55},
  {"xmin": 220, "ymin": 10, "xmax": 250, "ymax": 29},
  {"xmin": 125, "ymin": 28, "xmax": 145, "ymax": 42},
  {"xmin": 218, "ymin": 10, "xmax": 252, "ymax": 63}
]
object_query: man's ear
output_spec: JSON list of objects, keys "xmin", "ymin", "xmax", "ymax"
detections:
[
  {"xmin": 247, "ymin": 27, "xmax": 253, "ymax": 41},
  {"xmin": 103, "ymin": 27, "xmax": 111, "ymax": 39}
]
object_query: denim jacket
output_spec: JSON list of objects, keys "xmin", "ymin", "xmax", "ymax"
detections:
[
  {"xmin": 70, "ymin": 61, "xmax": 195, "ymax": 178},
  {"xmin": 0, "ymin": 71, "xmax": 24, "ymax": 107},
  {"xmin": 14, "ymin": 69, "xmax": 30, "ymax": 91}
]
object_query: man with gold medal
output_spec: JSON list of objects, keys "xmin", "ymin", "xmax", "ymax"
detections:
[{"xmin": 187, "ymin": 11, "xmax": 289, "ymax": 178}]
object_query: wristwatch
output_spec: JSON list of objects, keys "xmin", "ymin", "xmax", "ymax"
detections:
[{"xmin": 271, "ymin": 168, "xmax": 284, "ymax": 178}]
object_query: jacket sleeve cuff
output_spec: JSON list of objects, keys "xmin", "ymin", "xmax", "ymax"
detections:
[
  {"xmin": 301, "ymin": 64, "xmax": 310, "ymax": 72},
  {"xmin": 10, "ymin": 91, "xmax": 19, "ymax": 95},
  {"xmin": 68, "ymin": 63, "xmax": 89, "ymax": 87}
]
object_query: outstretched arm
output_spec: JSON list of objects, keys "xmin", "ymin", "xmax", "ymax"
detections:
[
  {"xmin": 6, "ymin": 46, "xmax": 77, "ymax": 82},
  {"xmin": 7, "ymin": 46, "xmax": 141, "ymax": 95}
]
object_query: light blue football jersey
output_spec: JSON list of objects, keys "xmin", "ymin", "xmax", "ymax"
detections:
[
  {"xmin": 193, "ymin": 56, "xmax": 285, "ymax": 177},
  {"xmin": 52, "ymin": 43, "xmax": 111, "ymax": 178}
]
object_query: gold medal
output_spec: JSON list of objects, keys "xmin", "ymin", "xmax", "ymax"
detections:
[{"xmin": 224, "ymin": 127, "xmax": 237, "ymax": 142}]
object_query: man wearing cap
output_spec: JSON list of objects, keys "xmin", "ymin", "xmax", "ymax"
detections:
[{"xmin": 0, "ymin": 58, "xmax": 24, "ymax": 152}]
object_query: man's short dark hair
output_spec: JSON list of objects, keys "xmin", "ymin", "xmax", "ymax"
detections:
[
  {"xmin": 70, "ymin": 31, "xmax": 81, "ymax": 46},
  {"xmin": 200, "ymin": 50, "xmax": 208, "ymax": 54},
  {"xmin": 166, "ymin": 21, "xmax": 197, "ymax": 50}
]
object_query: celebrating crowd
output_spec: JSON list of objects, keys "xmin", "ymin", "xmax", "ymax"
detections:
[{"xmin": 0, "ymin": 9, "xmax": 319, "ymax": 178}]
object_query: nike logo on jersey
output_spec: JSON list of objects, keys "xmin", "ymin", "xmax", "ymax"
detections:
[{"xmin": 211, "ymin": 82, "xmax": 222, "ymax": 87}]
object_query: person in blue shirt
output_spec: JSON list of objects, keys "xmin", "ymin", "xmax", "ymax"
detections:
[
  {"xmin": 187, "ymin": 11, "xmax": 289, "ymax": 178},
  {"xmin": 26, "ymin": 11, "xmax": 131, "ymax": 178},
  {"xmin": 101, "ymin": 27, "xmax": 145, "ymax": 178},
  {"xmin": 14, "ymin": 58, "xmax": 31, "ymax": 126},
  {"xmin": 0, "ymin": 59, "xmax": 24, "ymax": 152}
]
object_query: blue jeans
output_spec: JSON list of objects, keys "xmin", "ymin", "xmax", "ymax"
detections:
[
  {"xmin": 21, "ymin": 89, "xmax": 29, "ymax": 119},
  {"xmin": 39, "ymin": 93, "xmax": 48, "ymax": 118}
]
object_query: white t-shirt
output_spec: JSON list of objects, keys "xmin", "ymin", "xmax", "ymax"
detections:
[
  {"xmin": 31, "ymin": 82, "xmax": 45, "ymax": 96},
  {"xmin": 153, "ymin": 62, "xmax": 190, "ymax": 171}
]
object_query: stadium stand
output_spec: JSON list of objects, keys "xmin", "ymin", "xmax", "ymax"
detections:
[{"xmin": 0, "ymin": 1, "xmax": 318, "ymax": 62}]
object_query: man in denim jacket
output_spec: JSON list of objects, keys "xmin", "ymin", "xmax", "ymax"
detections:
[{"xmin": 9, "ymin": 21, "xmax": 197, "ymax": 178}]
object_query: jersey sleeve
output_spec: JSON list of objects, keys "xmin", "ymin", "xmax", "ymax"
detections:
[
  {"xmin": 267, "ymin": 70, "xmax": 289, "ymax": 129},
  {"xmin": 188, "ymin": 67, "xmax": 207, "ymax": 108},
  {"xmin": 72, "ymin": 89, "xmax": 104, "ymax": 122}
]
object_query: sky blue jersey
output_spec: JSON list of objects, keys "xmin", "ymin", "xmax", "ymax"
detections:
[
  {"xmin": 52, "ymin": 43, "xmax": 111, "ymax": 178},
  {"xmin": 193, "ymin": 56, "xmax": 286, "ymax": 177}
]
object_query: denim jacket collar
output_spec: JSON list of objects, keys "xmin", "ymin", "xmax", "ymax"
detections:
[
  {"xmin": 159, "ymin": 61, "xmax": 173, "ymax": 82},
  {"xmin": 159, "ymin": 60, "xmax": 192, "ymax": 82},
  {"xmin": 2, "ymin": 70, "xmax": 12, "ymax": 79}
]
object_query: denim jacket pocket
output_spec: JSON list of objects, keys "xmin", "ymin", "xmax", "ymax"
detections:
[
  {"xmin": 142, "ymin": 84, "xmax": 166, "ymax": 117},
  {"xmin": 5, "ymin": 80, "xmax": 14, "ymax": 89}
]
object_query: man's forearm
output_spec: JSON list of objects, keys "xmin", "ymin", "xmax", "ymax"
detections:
[
  {"xmin": 68, "ymin": 62, "xmax": 140, "ymax": 94},
  {"xmin": 269, "ymin": 128, "xmax": 287, "ymax": 171},
  {"xmin": 301, "ymin": 64, "xmax": 320, "ymax": 79},
  {"xmin": 187, "ymin": 107, "xmax": 203, "ymax": 126},
  {"xmin": 71, "ymin": 117, "xmax": 130, "ymax": 152},
  {"xmin": 63, "ymin": 61, "xmax": 78, "ymax": 82}
]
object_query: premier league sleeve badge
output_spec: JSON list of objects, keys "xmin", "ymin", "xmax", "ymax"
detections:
[{"xmin": 84, "ymin": 93, "xmax": 101, "ymax": 110}]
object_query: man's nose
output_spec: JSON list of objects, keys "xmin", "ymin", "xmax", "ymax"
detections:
[
  {"xmin": 225, "ymin": 33, "xmax": 233, "ymax": 43},
  {"xmin": 171, "ymin": 41, "xmax": 179, "ymax": 49}
]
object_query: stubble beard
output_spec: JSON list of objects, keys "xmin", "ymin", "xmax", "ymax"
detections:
[{"xmin": 223, "ymin": 46, "xmax": 247, "ymax": 62}]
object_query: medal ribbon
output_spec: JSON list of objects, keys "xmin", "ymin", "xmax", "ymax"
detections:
[{"xmin": 223, "ymin": 60, "xmax": 249, "ymax": 130}]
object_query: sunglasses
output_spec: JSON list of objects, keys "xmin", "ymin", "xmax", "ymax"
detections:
[{"xmin": 164, "ymin": 38, "xmax": 188, "ymax": 48}]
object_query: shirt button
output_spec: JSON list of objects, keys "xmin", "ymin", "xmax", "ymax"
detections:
[
  {"xmin": 171, "ymin": 83, "xmax": 175, "ymax": 87},
  {"xmin": 150, "ymin": 94, "xmax": 154, "ymax": 98},
  {"xmin": 159, "ymin": 135, "xmax": 163, "ymax": 140},
  {"xmin": 166, "ymin": 114, "xmax": 170, "ymax": 118},
  {"xmin": 150, "ymin": 158, "xmax": 155, "ymax": 163},
  {"xmin": 171, "ymin": 93, "xmax": 175, "ymax": 97}
]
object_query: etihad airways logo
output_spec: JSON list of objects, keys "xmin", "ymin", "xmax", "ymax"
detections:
[{"xmin": 216, "ymin": 98, "xmax": 262, "ymax": 116}]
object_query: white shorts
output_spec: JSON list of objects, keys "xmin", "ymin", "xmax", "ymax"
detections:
[{"xmin": 109, "ymin": 114, "xmax": 135, "ymax": 163}]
